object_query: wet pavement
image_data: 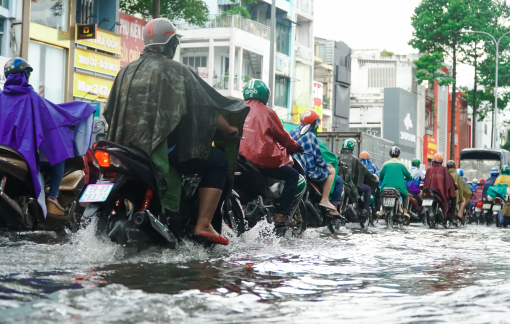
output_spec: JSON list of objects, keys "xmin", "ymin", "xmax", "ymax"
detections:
[{"xmin": 1, "ymin": 220, "xmax": 510, "ymax": 323}]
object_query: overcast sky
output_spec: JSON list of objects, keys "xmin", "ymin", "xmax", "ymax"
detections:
[{"xmin": 314, "ymin": 0, "xmax": 474, "ymax": 88}]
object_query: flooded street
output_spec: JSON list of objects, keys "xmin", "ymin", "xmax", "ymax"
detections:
[{"xmin": 1, "ymin": 222, "xmax": 510, "ymax": 323}]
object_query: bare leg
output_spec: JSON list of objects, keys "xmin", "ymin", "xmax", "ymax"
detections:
[
  {"xmin": 320, "ymin": 172, "xmax": 335, "ymax": 207},
  {"xmin": 458, "ymin": 199, "xmax": 466, "ymax": 218},
  {"xmin": 195, "ymin": 188, "xmax": 222, "ymax": 236}
]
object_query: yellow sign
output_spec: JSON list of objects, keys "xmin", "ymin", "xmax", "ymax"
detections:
[
  {"xmin": 75, "ymin": 48, "xmax": 120, "ymax": 76},
  {"xmin": 76, "ymin": 28, "xmax": 121, "ymax": 55},
  {"xmin": 73, "ymin": 72, "xmax": 114, "ymax": 102},
  {"xmin": 292, "ymin": 105, "xmax": 323, "ymax": 132}
]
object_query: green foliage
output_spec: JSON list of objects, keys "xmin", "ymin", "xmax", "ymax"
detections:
[
  {"xmin": 501, "ymin": 129, "xmax": 510, "ymax": 151},
  {"xmin": 120, "ymin": 0, "xmax": 256, "ymax": 26},
  {"xmin": 380, "ymin": 49, "xmax": 394, "ymax": 57},
  {"xmin": 466, "ymin": 88, "xmax": 510, "ymax": 120},
  {"xmin": 414, "ymin": 52, "xmax": 454, "ymax": 87},
  {"xmin": 220, "ymin": 6, "xmax": 251, "ymax": 19}
]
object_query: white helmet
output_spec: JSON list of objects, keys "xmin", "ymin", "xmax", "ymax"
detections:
[{"xmin": 143, "ymin": 18, "xmax": 178, "ymax": 47}]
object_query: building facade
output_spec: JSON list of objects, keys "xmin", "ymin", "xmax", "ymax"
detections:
[{"xmin": 177, "ymin": 0, "xmax": 315, "ymax": 122}]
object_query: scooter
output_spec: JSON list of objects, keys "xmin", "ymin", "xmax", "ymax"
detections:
[
  {"xmin": 422, "ymin": 187, "xmax": 446, "ymax": 229},
  {"xmin": 339, "ymin": 185, "xmax": 372, "ymax": 230},
  {"xmin": 482, "ymin": 196, "xmax": 497, "ymax": 226},
  {"xmin": 0, "ymin": 145, "xmax": 86, "ymax": 235},
  {"xmin": 84, "ymin": 141, "xmax": 246, "ymax": 249},
  {"xmin": 407, "ymin": 192, "xmax": 424, "ymax": 225},
  {"xmin": 381, "ymin": 188, "xmax": 406, "ymax": 228}
]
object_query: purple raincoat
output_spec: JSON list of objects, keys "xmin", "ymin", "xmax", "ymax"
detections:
[{"xmin": 0, "ymin": 73, "xmax": 95, "ymax": 216}]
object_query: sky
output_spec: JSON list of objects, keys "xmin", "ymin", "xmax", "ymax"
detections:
[{"xmin": 314, "ymin": 0, "xmax": 474, "ymax": 88}]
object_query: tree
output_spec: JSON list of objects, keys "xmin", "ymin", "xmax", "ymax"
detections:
[
  {"xmin": 500, "ymin": 129, "xmax": 510, "ymax": 151},
  {"xmin": 414, "ymin": 51, "xmax": 454, "ymax": 87},
  {"xmin": 410, "ymin": 0, "xmax": 474, "ymax": 159},
  {"xmin": 120, "ymin": 0, "xmax": 257, "ymax": 26}
]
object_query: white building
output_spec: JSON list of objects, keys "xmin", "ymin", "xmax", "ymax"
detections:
[
  {"xmin": 349, "ymin": 49, "xmax": 421, "ymax": 137},
  {"xmin": 176, "ymin": 0, "xmax": 315, "ymax": 121}
]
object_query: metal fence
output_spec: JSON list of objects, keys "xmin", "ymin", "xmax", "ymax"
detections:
[
  {"xmin": 317, "ymin": 132, "xmax": 394, "ymax": 170},
  {"xmin": 176, "ymin": 14, "xmax": 270, "ymax": 40}
]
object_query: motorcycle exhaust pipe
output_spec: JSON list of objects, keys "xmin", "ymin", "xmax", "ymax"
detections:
[
  {"xmin": 408, "ymin": 211, "xmax": 419, "ymax": 221},
  {"xmin": 134, "ymin": 211, "xmax": 150, "ymax": 227}
]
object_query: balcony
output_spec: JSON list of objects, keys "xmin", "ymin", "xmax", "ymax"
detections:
[
  {"xmin": 176, "ymin": 14, "xmax": 270, "ymax": 40},
  {"xmin": 295, "ymin": 42, "xmax": 314, "ymax": 63}
]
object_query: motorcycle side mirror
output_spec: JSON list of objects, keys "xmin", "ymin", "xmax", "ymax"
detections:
[{"xmin": 300, "ymin": 124, "xmax": 311, "ymax": 135}]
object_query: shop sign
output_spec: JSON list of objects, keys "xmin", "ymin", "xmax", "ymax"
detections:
[
  {"xmin": 77, "ymin": 29, "xmax": 121, "ymax": 55},
  {"xmin": 119, "ymin": 13, "xmax": 148, "ymax": 67},
  {"xmin": 75, "ymin": 48, "xmax": 120, "ymax": 76},
  {"xmin": 74, "ymin": 72, "xmax": 114, "ymax": 102},
  {"xmin": 77, "ymin": 24, "xmax": 97, "ymax": 40}
]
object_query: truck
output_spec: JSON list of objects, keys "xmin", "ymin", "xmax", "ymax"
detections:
[
  {"xmin": 316, "ymin": 132, "xmax": 394, "ymax": 170},
  {"xmin": 459, "ymin": 148, "xmax": 510, "ymax": 181}
]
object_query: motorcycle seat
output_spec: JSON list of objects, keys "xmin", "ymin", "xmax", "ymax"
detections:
[
  {"xmin": 0, "ymin": 145, "xmax": 31, "ymax": 183},
  {"xmin": 95, "ymin": 140, "xmax": 151, "ymax": 164},
  {"xmin": 309, "ymin": 182, "xmax": 323, "ymax": 196},
  {"xmin": 382, "ymin": 187, "xmax": 400, "ymax": 197}
]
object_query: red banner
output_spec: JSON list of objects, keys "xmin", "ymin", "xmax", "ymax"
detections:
[{"xmin": 119, "ymin": 13, "xmax": 148, "ymax": 67}]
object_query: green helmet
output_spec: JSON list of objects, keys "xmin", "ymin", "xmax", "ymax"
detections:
[
  {"xmin": 412, "ymin": 158, "xmax": 421, "ymax": 167},
  {"xmin": 502, "ymin": 165, "xmax": 510, "ymax": 175},
  {"xmin": 279, "ymin": 174, "xmax": 306, "ymax": 197},
  {"xmin": 342, "ymin": 138, "xmax": 356, "ymax": 150},
  {"xmin": 243, "ymin": 79, "xmax": 270, "ymax": 105}
]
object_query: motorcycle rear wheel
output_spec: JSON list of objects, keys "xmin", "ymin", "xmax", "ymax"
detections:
[
  {"xmin": 427, "ymin": 211, "xmax": 435, "ymax": 229},
  {"xmin": 222, "ymin": 196, "xmax": 246, "ymax": 236},
  {"xmin": 292, "ymin": 200, "xmax": 307, "ymax": 236},
  {"xmin": 387, "ymin": 212, "xmax": 393, "ymax": 229}
]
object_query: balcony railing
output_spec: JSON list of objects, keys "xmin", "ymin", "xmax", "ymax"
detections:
[
  {"xmin": 176, "ymin": 14, "xmax": 270, "ymax": 40},
  {"xmin": 296, "ymin": 0, "xmax": 314, "ymax": 15}
]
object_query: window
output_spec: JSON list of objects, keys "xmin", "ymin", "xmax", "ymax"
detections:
[
  {"xmin": 315, "ymin": 44, "xmax": 325, "ymax": 61},
  {"xmin": 276, "ymin": 23, "xmax": 290, "ymax": 56},
  {"xmin": 425, "ymin": 109, "xmax": 431, "ymax": 127},
  {"xmin": 0, "ymin": 19, "xmax": 3, "ymax": 56},
  {"xmin": 31, "ymin": 0, "xmax": 69, "ymax": 32},
  {"xmin": 0, "ymin": 0, "xmax": 8, "ymax": 9},
  {"xmin": 274, "ymin": 75, "xmax": 289, "ymax": 108},
  {"xmin": 368, "ymin": 67, "xmax": 396, "ymax": 88},
  {"xmin": 183, "ymin": 56, "xmax": 207, "ymax": 69},
  {"xmin": 28, "ymin": 41, "xmax": 66, "ymax": 104}
]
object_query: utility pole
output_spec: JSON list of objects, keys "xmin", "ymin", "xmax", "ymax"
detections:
[
  {"xmin": 268, "ymin": 0, "xmax": 276, "ymax": 108},
  {"xmin": 153, "ymin": 0, "xmax": 161, "ymax": 19}
]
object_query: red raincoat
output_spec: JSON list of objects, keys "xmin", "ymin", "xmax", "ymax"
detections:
[
  {"xmin": 239, "ymin": 100, "xmax": 299, "ymax": 169},
  {"xmin": 423, "ymin": 161, "xmax": 457, "ymax": 214}
]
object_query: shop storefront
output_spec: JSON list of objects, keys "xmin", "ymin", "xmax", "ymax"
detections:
[{"xmin": 74, "ymin": 28, "xmax": 120, "ymax": 116}]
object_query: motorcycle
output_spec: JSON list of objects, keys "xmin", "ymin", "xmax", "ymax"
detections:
[
  {"xmin": 339, "ymin": 185, "xmax": 372, "ymax": 230},
  {"xmin": 0, "ymin": 145, "xmax": 86, "ymax": 235},
  {"xmin": 381, "ymin": 188, "xmax": 406, "ymax": 228},
  {"xmin": 84, "ymin": 141, "xmax": 246, "ymax": 249},
  {"xmin": 468, "ymin": 201, "xmax": 483, "ymax": 225},
  {"xmin": 407, "ymin": 192, "xmax": 424, "ymax": 225},
  {"xmin": 482, "ymin": 196, "xmax": 497, "ymax": 226},
  {"xmin": 422, "ymin": 187, "xmax": 446, "ymax": 229}
]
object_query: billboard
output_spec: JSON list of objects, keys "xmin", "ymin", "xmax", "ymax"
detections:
[{"xmin": 119, "ymin": 13, "xmax": 148, "ymax": 67}]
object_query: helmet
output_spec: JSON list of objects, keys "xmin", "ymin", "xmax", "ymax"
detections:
[
  {"xmin": 456, "ymin": 169, "xmax": 464, "ymax": 176},
  {"xmin": 359, "ymin": 151, "xmax": 369, "ymax": 160},
  {"xmin": 341, "ymin": 138, "xmax": 356, "ymax": 150},
  {"xmin": 479, "ymin": 178, "xmax": 486, "ymax": 184},
  {"xmin": 432, "ymin": 153, "xmax": 443, "ymax": 163},
  {"xmin": 4, "ymin": 57, "xmax": 33, "ymax": 79},
  {"xmin": 143, "ymin": 18, "xmax": 178, "ymax": 47},
  {"xmin": 412, "ymin": 158, "xmax": 421, "ymax": 167},
  {"xmin": 502, "ymin": 165, "xmax": 510, "ymax": 175},
  {"xmin": 300, "ymin": 110, "xmax": 320, "ymax": 125},
  {"xmin": 446, "ymin": 160, "xmax": 456, "ymax": 169},
  {"xmin": 389, "ymin": 146, "xmax": 400, "ymax": 158},
  {"xmin": 490, "ymin": 167, "xmax": 500, "ymax": 176},
  {"xmin": 243, "ymin": 79, "xmax": 270, "ymax": 105},
  {"xmin": 472, "ymin": 178, "xmax": 478, "ymax": 184}
]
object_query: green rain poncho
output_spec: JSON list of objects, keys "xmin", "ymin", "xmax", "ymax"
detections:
[{"xmin": 104, "ymin": 43, "xmax": 249, "ymax": 212}]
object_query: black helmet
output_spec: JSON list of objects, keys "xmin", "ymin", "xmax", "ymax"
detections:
[
  {"xmin": 446, "ymin": 160, "xmax": 456, "ymax": 169},
  {"xmin": 4, "ymin": 57, "xmax": 33, "ymax": 79},
  {"xmin": 389, "ymin": 146, "xmax": 400, "ymax": 158}
]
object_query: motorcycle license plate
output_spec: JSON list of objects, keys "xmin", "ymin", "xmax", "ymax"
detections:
[
  {"xmin": 493, "ymin": 205, "xmax": 502, "ymax": 211},
  {"xmin": 483, "ymin": 204, "xmax": 492, "ymax": 209},
  {"xmin": 423, "ymin": 199, "xmax": 433, "ymax": 206},
  {"xmin": 383, "ymin": 198, "xmax": 395, "ymax": 207},
  {"xmin": 79, "ymin": 183, "xmax": 114, "ymax": 203}
]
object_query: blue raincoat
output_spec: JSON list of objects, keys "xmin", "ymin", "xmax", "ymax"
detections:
[{"xmin": 0, "ymin": 73, "xmax": 95, "ymax": 216}]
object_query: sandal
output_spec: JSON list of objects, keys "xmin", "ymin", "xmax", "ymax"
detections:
[
  {"xmin": 192, "ymin": 233, "xmax": 229, "ymax": 246},
  {"xmin": 47, "ymin": 199, "xmax": 65, "ymax": 216},
  {"xmin": 274, "ymin": 215, "xmax": 294, "ymax": 227}
]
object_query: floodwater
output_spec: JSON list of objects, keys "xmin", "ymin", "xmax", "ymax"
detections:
[{"xmin": 1, "ymin": 221, "xmax": 510, "ymax": 323}]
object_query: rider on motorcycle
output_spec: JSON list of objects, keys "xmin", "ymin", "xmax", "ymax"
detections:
[
  {"xmin": 423, "ymin": 153, "xmax": 457, "ymax": 222},
  {"xmin": 0, "ymin": 58, "xmax": 94, "ymax": 217},
  {"xmin": 408, "ymin": 158, "xmax": 425, "ymax": 196},
  {"xmin": 338, "ymin": 139, "xmax": 379, "ymax": 219},
  {"xmin": 104, "ymin": 19, "xmax": 249, "ymax": 245},
  {"xmin": 239, "ymin": 79, "xmax": 304, "ymax": 226},
  {"xmin": 379, "ymin": 146, "xmax": 413, "ymax": 218},
  {"xmin": 495, "ymin": 165, "xmax": 510, "ymax": 185},
  {"xmin": 483, "ymin": 168, "xmax": 499, "ymax": 198},
  {"xmin": 359, "ymin": 152, "xmax": 381, "ymax": 214},
  {"xmin": 290, "ymin": 110, "xmax": 341, "ymax": 215},
  {"xmin": 447, "ymin": 160, "xmax": 471, "ymax": 221}
]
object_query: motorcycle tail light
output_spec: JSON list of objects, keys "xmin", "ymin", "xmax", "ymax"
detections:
[
  {"xmin": 95, "ymin": 151, "xmax": 110, "ymax": 168},
  {"xmin": 476, "ymin": 201, "xmax": 483, "ymax": 207},
  {"xmin": 495, "ymin": 197, "xmax": 503, "ymax": 204}
]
